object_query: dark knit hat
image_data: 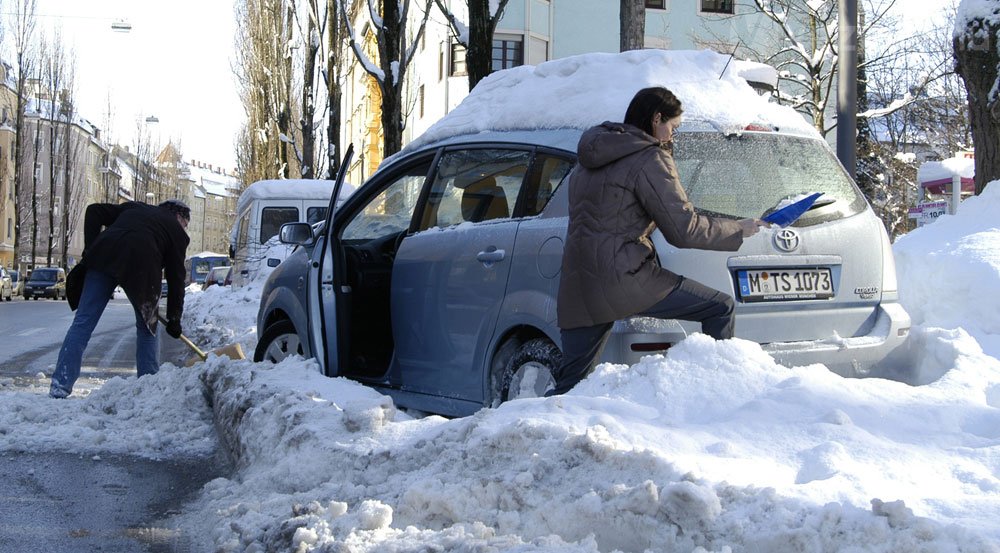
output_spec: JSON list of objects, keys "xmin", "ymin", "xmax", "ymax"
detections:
[{"xmin": 159, "ymin": 199, "xmax": 191, "ymax": 221}]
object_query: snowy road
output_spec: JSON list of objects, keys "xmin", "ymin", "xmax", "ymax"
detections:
[{"xmin": 0, "ymin": 297, "xmax": 164, "ymax": 393}]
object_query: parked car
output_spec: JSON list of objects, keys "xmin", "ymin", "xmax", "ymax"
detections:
[
  {"xmin": 202, "ymin": 265, "xmax": 232, "ymax": 290},
  {"xmin": 9, "ymin": 269, "xmax": 21, "ymax": 298},
  {"xmin": 255, "ymin": 52, "xmax": 910, "ymax": 417},
  {"xmin": 0, "ymin": 267, "xmax": 12, "ymax": 301},
  {"xmin": 23, "ymin": 267, "xmax": 67, "ymax": 300}
]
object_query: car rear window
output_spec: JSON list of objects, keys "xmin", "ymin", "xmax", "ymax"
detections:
[{"xmin": 673, "ymin": 132, "xmax": 867, "ymax": 226}]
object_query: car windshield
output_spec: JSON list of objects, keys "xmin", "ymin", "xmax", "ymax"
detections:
[
  {"xmin": 673, "ymin": 132, "xmax": 866, "ymax": 225},
  {"xmin": 29, "ymin": 269, "xmax": 60, "ymax": 281}
]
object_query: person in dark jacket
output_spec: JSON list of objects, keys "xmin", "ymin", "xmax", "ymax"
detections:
[
  {"xmin": 49, "ymin": 200, "xmax": 191, "ymax": 398},
  {"xmin": 551, "ymin": 87, "xmax": 768, "ymax": 396}
]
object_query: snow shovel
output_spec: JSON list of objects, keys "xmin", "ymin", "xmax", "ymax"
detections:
[{"xmin": 156, "ymin": 313, "xmax": 246, "ymax": 366}]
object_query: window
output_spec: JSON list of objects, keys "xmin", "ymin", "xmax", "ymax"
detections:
[
  {"xmin": 524, "ymin": 154, "xmax": 573, "ymax": 216},
  {"xmin": 450, "ymin": 43, "xmax": 467, "ymax": 76},
  {"xmin": 259, "ymin": 207, "xmax": 298, "ymax": 244},
  {"xmin": 418, "ymin": 149, "xmax": 531, "ymax": 231},
  {"xmin": 700, "ymin": 0, "xmax": 734, "ymax": 14},
  {"xmin": 306, "ymin": 206, "xmax": 327, "ymax": 225},
  {"xmin": 492, "ymin": 38, "xmax": 523, "ymax": 71},
  {"xmin": 645, "ymin": 0, "xmax": 665, "ymax": 8},
  {"xmin": 342, "ymin": 160, "xmax": 430, "ymax": 241},
  {"xmin": 439, "ymin": 45, "xmax": 445, "ymax": 81}
]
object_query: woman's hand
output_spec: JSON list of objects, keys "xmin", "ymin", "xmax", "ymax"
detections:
[{"xmin": 738, "ymin": 219, "xmax": 770, "ymax": 238}]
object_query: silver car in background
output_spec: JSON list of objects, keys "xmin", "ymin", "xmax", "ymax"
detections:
[{"xmin": 256, "ymin": 125, "xmax": 910, "ymax": 417}]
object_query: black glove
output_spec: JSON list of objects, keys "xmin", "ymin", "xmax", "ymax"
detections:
[{"xmin": 166, "ymin": 318, "xmax": 183, "ymax": 339}]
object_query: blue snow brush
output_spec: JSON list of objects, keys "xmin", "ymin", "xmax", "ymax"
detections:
[{"xmin": 762, "ymin": 192, "xmax": 824, "ymax": 227}]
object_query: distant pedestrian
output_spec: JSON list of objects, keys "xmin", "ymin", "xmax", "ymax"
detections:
[
  {"xmin": 49, "ymin": 200, "xmax": 190, "ymax": 398},
  {"xmin": 551, "ymin": 87, "xmax": 767, "ymax": 395}
]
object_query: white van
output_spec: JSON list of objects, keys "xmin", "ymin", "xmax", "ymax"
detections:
[{"xmin": 230, "ymin": 179, "xmax": 355, "ymax": 287}]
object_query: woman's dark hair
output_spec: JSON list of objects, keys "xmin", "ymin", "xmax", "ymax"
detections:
[{"xmin": 623, "ymin": 87, "xmax": 683, "ymax": 137}]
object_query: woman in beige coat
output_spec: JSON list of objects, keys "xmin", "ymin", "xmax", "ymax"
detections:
[{"xmin": 552, "ymin": 87, "xmax": 767, "ymax": 395}]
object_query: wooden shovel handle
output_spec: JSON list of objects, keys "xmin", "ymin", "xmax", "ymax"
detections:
[{"xmin": 156, "ymin": 313, "xmax": 207, "ymax": 361}]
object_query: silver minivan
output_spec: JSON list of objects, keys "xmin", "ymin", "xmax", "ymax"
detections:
[{"xmin": 256, "ymin": 123, "xmax": 911, "ymax": 417}]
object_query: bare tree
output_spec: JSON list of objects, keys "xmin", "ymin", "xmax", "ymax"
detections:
[
  {"xmin": 434, "ymin": 0, "xmax": 512, "ymax": 91},
  {"xmin": 954, "ymin": 0, "xmax": 1000, "ymax": 195},
  {"xmin": 10, "ymin": 0, "xmax": 38, "ymax": 273},
  {"xmin": 620, "ymin": 0, "xmax": 645, "ymax": 52},
  {"xmin": 234, "ymin": 0, "xmax": 298, "ymax": 183},
  {"xmin": 342, "ymin": 0, "xmax": 435, "ymax": 156},
  {"xmin": 325, "ymin": 0, "xmax": 349, "ymax": 176},
  {"xmin": 42, "ymin": 29, "xmax": 72, "ymax": 266},
  {"xmin": 26, "ymin": 39, "xmax": 45, "ymax": 269}
]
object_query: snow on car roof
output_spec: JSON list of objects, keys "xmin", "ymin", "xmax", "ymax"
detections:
[
  {"xmin": 235, "ymin": 179, "xmax": 356, "ymax": 216},
  {"xmin": 400, "ymin": 49, "xmax": 818, "ymax": 156}
]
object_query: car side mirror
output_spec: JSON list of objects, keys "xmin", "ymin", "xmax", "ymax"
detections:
[{"xmin": 279, "ymin": 222, "xmax": 314, "ymax": 246}]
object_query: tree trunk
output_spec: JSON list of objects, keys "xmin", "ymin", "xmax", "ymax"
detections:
[
  {"xmin": 30, "ymin": 119, "xmax": 41, "ymax": 269},
  {"xmin": 620, "ymin": 0, "xmax": 645, "ymax": 52},
  {"xmin": 467, "ymin": 0, "xmax": 492, "ymax": 90},
  {"xmin": 61, "ymin": 118, "xmax": 73, "ymax": 268},
  {"xmin": 301, "ymin": 0, "xmax": 319, "ymax": 179},
  {"xmin": 955, "ymin": 19, "xmax": 1000, "ymax": 195},
  {"xmin": 326, "ymin": 0, "xmax": 342, "ymax": 177}
]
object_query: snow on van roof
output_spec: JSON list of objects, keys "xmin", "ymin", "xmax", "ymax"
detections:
[
  {"xmin": 401, "ymin": 49, "xmax": 817, "ymax": 155},
  {"xmin": 236, "ymin": 179, "xmax": 356, "ymax": 216}
]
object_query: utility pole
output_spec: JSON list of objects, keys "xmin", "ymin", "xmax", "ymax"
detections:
[{"xmin": 837, "ymin": 0, "xmax": 858, "ymax": 180}]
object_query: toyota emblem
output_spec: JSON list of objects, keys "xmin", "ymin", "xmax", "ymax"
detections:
[{"xmin": 773, "ymin": 228, "xmax": 801, "ymax": 252}]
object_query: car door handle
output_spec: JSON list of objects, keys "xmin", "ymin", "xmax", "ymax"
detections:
[{"xmin": 476, "ymin": 248, "xmax": 506, "ymax": 264}]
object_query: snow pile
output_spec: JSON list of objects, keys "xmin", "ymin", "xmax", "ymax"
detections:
[
  {"xmin": 893, "ymin": 181, "xmax": 1000, "ymax": 355},
  {"xmin": 400, "ymin": 49, "xmax": 817, "ymax": 156},
  {"xmin": 180, "ymin": 335, "xmax": 1000, "ymax": 552},
  {"xmin": 0, "ymin": 364, "xmax": 216, "ymax": 459}
]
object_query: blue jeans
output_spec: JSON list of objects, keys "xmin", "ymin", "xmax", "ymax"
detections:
[
  {"xmin": 50, "ymin": 269, "xmax": 159, "ymax": 397},
  {"xmin": 549, "ymin": 277, "xmax": 734, "ymax": 396}
]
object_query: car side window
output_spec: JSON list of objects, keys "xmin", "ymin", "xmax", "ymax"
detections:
[
  {"xmin": 523, "ymin": 154, "xmax": 573, "ymax": 216},
  {"xmin": 342, "ymin": 160, "xmax": 431, "ymax": 241},
  {"xmin": 306, "ymin": 206, "xmax": 327, "ymax": 225},
  {"xmin": 417, "ymin": 149, "xmax": 531, "ymax": 231},
  {"xmin": 259, "ymin": 207, "xmax": 298, "ymax": 244}
]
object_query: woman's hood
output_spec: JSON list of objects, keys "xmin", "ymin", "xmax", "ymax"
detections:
[{"xmin": 576, "ymin": 122, "xmax": 662, "ymax": 169}]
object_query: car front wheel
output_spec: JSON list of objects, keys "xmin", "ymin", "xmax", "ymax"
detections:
[
  {"xmin": 254, "ymin": 320, "xmax": 304, "ymax": 363},
  {"xmin": 498, "ymin": 337, "xmax": 562, "ymax": 403}
]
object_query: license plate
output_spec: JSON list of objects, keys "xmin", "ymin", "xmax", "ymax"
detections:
[{"xmin": 737, "ymin": 268, "xmax": 833, "ymax": 302}]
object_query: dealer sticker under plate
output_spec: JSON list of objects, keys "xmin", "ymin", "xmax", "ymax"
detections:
[{"xmin": 737, "ymin": 268, "xmax": 834, "ymax": 302}]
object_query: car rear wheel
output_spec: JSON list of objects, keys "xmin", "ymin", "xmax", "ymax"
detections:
[
  {"xmin": 254, "ymin": 320, "xmax": 304, "ymax": 363},
  {"xmin": 498, "ymin": 337, "xmax": 562, "ymax": 403}
]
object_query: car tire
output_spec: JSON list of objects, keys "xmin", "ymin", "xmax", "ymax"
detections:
[
  {"xmin": 254, "ymin": 320, "xmax": 304, "ymax": 363},
  {"xmin": 498, "ymin": 337, "xmax": 562, "ymax": 403}
]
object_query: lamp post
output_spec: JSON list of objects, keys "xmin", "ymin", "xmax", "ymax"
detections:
[{"xmin": 837, "ymin": 0, "xmax": 858, "ymax": 180}]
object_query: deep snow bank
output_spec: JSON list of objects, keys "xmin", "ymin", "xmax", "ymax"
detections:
[
  {"xmin": 0, "ymin": 364, "xmax": 216, "ymax": 459},
  {"xmin": 186, "ymin": 336, "xmax": 999, "ymax": 552}
]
